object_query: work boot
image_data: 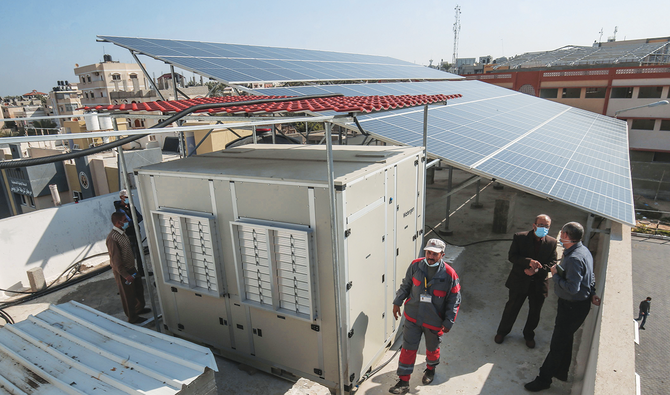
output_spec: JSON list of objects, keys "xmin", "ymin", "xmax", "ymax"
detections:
[
  {"xmin": 422, "ymin": 368, "xmax": 435, "ymax": 385},
  {"xmin": 524, "ymin": 377, "xmax": 551, "ymax": 392},
  {"xmin": 389, "ymin": 379, "xmax": 409, "ymax": 394}
]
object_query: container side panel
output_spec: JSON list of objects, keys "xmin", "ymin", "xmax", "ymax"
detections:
[
  {"xmin": 395, "ymin": 157, "xmax": 420, "ymax": 265},
  {"xmin": 173, "ymin": 291, "xmax": 231, "ymax": 349},
  {"xmin": 249, "ymin": 308, "xmax": 320, "ymax": 374},
  {"xmin": 345, "ymin": 202, "xmax": 387, "ymax": 382},
  {"xmin": 153, "ymin": 176, "xmax": 214, "ymax": 214},
  {"xmin": 234, "ymin": 182, "xmax": 311, "ymax": 226}
]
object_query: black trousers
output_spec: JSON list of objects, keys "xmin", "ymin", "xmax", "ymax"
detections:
[
  {"xmin": 538, "ymin": 297, "xmax": 592, "ymax": 382},
  {"xmin": 497, "ymin": 286, "xmax": 545, "ymax": 340}
]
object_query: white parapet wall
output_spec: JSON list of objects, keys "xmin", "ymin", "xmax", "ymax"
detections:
[{"xmin": 0, "ymin": 190, "xmax": 143, "ymax": 300}]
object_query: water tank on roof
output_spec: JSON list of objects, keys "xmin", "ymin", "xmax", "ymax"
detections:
[
  {"xmin": 84, "ymin": 112, "xmax": 100, "ymax": 131},
  {"xmin": 99, "ymin": 116, "xmax": 113, "ymax": 131},
  {"xmin": 103, "ymin": 54, "xmax": 112, "ymax": 62}
]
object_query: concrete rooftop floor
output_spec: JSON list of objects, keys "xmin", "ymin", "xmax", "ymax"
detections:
[{"xmin": 2, "ymin": 165, "xmax": 594, "ymax": 395}]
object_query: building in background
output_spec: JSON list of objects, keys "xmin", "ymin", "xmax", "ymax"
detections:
[
  {"xmin": 74, "ymin": 55, "xmax": 155, "ymax": 107},
  {"xmin": 49, "ymin": 81, "xmax": 83, "ymax": 127},
  {"xmin": 464, "ymin": 36, "xmax": 670, "ymax": 200}
]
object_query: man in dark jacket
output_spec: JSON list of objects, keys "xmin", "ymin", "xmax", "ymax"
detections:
[
  {"xmin": 389, "ymin": 239, "xmax": 461, "ymax": 394},
  {"xmin": 495, "ymin": 214, "xmax": 557, "ymax": 348},
  {"xmin": 635, "ymin": 297, "xmax": 652, "ymax": 329},
  {"xmin": 114, "ymin": 189, "xmax": 144, "ymax": 275},
  {"xmin": 524, "ymin": 221, "xmax": 601, "ymax": 392}
]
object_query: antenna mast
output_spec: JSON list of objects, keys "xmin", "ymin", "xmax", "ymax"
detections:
[
  {"xmin": 598, "ymin": 28, "xmax": 603, "ymax": 43},
  {"xmin": 452, "ymin": 5, "xmax": 461, "ymax": 66}
]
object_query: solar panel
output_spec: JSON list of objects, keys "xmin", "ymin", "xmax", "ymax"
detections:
[
  {"xmin": 98, "ymin": 36, "xmax": 461, "ymax": 84},
  {"xmin": 257, "ymin": 81, "xmax": 635, "ymax": 226}
]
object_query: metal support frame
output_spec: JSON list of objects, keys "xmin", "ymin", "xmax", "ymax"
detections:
[
  {"xmin": 439, "ymin": 166, "xmax": 454, "ymax": 236},
  {"xmin": 187, "ymin": 121, "xmax": 223, "ymax": 157},
  {"xmin": 443, "ymin": 175, "xmax": 481, "ymax": 198},
  {"xmin": 170, "ymin": 65, "xmax": 186, "ymax": 158},
  {"xmin": 252, "ymin": 125, "xmax": 258, "ymax": 144},
  {"xmin": 426, "ymin": 159, "xmax": 440, "ymax": 169},
  {"xmin": 117, "ymin": 146, "xmax": 160, "ymax": 332},
  {"xmin": 129, "ymin": 51, "xmax": 165, "ymax": 101},
  {"xmin": 324, "ymin": 122, "xmax": 346, "ymax": 395},
  {"xmin": 471, "ymin": 179, "xmax": 484, "ymax": 208}
]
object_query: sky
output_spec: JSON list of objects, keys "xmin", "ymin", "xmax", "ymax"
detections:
[{"xmin": 1, "ymin": 0, "xmax": 669, "ymax": 96}]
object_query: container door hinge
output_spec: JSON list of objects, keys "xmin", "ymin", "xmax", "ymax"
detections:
[
  {"xmin": 412, "ymin": 234, "xmax": 417, "ymax": 241},
  {"xmin": 311, "ymin": 324, "xmax": 320, "ymax": 332},
  {"xmin": 350, "ymin": 373, "xmax": 355, "ymax": 382},
  {"xmin": 381, "ymin": 274, "xmax": 385, "ymax": 283},
  {"xmin": 414, "ymin": 159, "xmax": 419, "ymax": 166},
  {"xmin": 346, "ymin": 281, "xmax": 353, "ymax": 291},
  {"xmin": 396, "ymin": 248, "xmax": 399, "ymax": 256},
  {"xmin": 348, "ymin": 329, "xmax": 354, "ymax": 338},
  {"xmin": 344, "ymin": 228, "xmax": 351, "ymax": 238},
  {"xmin": 171, "ymin": 287, "xmax": 178, "ymax": 293},
  {"xmin": 314, "ymin": 368, "xmax": 323, "ymax": 376},
  {"xmin": 177, "ymin": 323, "xmax": 184, "ymax": 330}
]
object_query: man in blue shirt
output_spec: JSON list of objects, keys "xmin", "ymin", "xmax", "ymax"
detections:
[{"xmin": 525, "ymin": 222, "xmax": 601, "ymax": 392}]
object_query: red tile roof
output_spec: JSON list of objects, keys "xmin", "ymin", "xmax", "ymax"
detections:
[
  {"xmin": 23, "ymin": 90, "xmax": 47, "ymax": 96},
  {"xmin": 81, "ymin": 94, "xmax": 462, "ymax": 115}
]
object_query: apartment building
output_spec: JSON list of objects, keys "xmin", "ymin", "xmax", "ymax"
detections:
[
  {"xmin": 49, "ymin": 81, "xmax": 83, "ymax": 127},
  {"xmin": 74, "ymin": 55, "xmax": 155, "ymax": 107}
]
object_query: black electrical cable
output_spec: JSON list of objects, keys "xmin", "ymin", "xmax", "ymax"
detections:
[
  {"xmin": 424, "ymin": 224, "xmax": 512, "ymax": 247},
  {"xmin": 0, "ymin": 93, "xmax": 345, "ymax": 170},
  {"xmin": 0, "ymin": 255, "xmax": 111, "ymax": 310},
  {"xmin": 0, "ymin": 308, "xmax": 14, "ymax": 325}
]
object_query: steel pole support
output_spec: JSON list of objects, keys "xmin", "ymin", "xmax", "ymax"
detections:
[
  {"xmin": 117, "ymin": 147, "xmax": 160, "ymax": 332},
  {"xmin": 439, "ymin": 166, "xmax": 454, "ymax": 236},
  {"xmin": 325, "ymin": 122, "xmax": 346, "ymax": 395},
  {"xmin": 471, "ymin": 179, "xmax": 483, "ymax": 209}
]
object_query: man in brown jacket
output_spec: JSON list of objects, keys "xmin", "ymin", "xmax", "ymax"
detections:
[
  {"xmin": 106, "ymin": 212, "xmax": 149, "ymax": 324},
  {"xmin": 495, "ymin": 214, "xmax": 557, "ymax": 348}
]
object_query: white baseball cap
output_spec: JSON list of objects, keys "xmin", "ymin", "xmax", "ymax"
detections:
[
  {"xmin": 119, "ymin": 189, "xmax": 128, "ymax": 198},
  {"xmin": 424, "ymin": 238, "xmax": 446, "ymax": 253}
]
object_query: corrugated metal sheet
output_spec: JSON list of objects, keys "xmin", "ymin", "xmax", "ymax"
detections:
[{"xmin": 0, "ymin": 301, "xmax": 218, "ymax": 394}]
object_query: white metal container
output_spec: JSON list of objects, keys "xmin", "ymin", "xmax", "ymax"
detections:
[{"xmin": 136, "ymin": 145, "xmax": 425, "ymax": 392}]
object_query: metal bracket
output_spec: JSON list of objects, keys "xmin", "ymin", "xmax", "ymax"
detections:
[
  {"xmin": 348, "ymin": 329, "xmax": 354, "ymax": 338},
  {"xmin": 346, "ymin": 281, "xmax": 353, "ymax": 291},
  {"xmin": 344, "ymin": 228, "xmax": 351, "ymax": 237},
  {"xmin": 311, "ymin": 324, "xmax": 320, "ymax": 332},
  {"xmin": 314, "ymin": 368, "xmax": 323, "ymax": 376}
]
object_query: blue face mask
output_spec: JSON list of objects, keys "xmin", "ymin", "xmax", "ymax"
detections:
[
  {"xmin": 123, "ymin": 197, "xmax": 129, "ymax": 204},
  {"xmin": 122, "ymin": 222, "xmax": 129, "ymax": 230},
  {"xmin": 535, "ymin": 226, "xmax": 549, "ymax": 238},
  {"xmin": 425, "ymin": 258, "xmax": 441, "ymax": 267}
]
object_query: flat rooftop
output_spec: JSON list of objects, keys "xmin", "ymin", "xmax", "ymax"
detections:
[{"xmin": 2, "ymin": 165, "xmax": 606, "ymax": 394}]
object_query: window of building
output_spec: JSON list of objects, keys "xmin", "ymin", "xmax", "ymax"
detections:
[
  {"xmin": 653, "ymin": 152, "xmax": 670, "ymax": 163},
  {"xmin": 100, "ymin": 92, "xmax": 104, "ymax": 98},
  {"xmin": 585, "ymin": 87, "xmax": 606, "ymax": 98},
  {"xmin": 611, "ymin": 87, "xmax": 633, "ymax": 98},
  {"xmin": 80, "ymin": 76, "xmax": 86, "ymax": 84},
  {"xmin": 60, "ymin": 106, "xmax": 64, "ymax": 112},
  {"xmin": 540, "ymin": 88, "xmax": 558, "ymax": 98},
  {"xmin": 638, "ymin": 86, "xmax": 663, "ymax": 99},
  {"xmin": 87, "ymin": 76, "xmax": 91, "ymax": 83},
  {"xmin": 28, "ymin": 196, "xmax": 35, "ymax": 208},
  {"xmin": 15, "ymin": 193, "xmax": 27, "ymax": 206},
  {"xmin": 631, "ymin": 119, "xmax": 656, "ymax": 130},
  {"xmin": 561, "ymin": 88, "xmax": 581, "ymax": 99},
  {"xmin": 660, "ymin": 120, "xmax": 670, "ymax": 131},
  {"xmin": 111, "ymin": 74, "xmax": 121, "ymax": 81}
]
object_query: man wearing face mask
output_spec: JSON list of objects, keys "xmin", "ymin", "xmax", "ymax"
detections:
[
  {"xmin": 389, "ymin": 239, "xmax": 461, "ymax": 394},
  {"xmin": 106, "ymin": 212, "xmax": 149, "ymax": 324},
  {"xmin": 495, "ymin": 214, "xmax": 557, "ymax": 348},
  {"xmin": 114, "ymin": 189, "xmax": 144, "ymax": 275},
  {"xmin": 524, "ymin": 221, "xmax": 601, "ymax": 392}
]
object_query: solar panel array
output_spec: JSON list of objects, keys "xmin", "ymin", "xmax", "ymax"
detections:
[
  {"xmin": 257, "ymin": 81, "xmax": 635, "ymax": 225},
  {"xmin": 494, "ymin": 41, "xmax": 670, "ymax": 69},
  {"xmin": 98, "ymin": 36, "xmax": 460, "ymax": 84}
]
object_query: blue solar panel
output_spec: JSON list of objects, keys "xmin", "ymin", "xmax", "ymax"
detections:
[
  {"xmin": 99, "ymin": 36, "xmax": 460, "ymax": 84},
  {"xmin": 257, "ymin": 80, "xmax": 635, "ymax": 225}
]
